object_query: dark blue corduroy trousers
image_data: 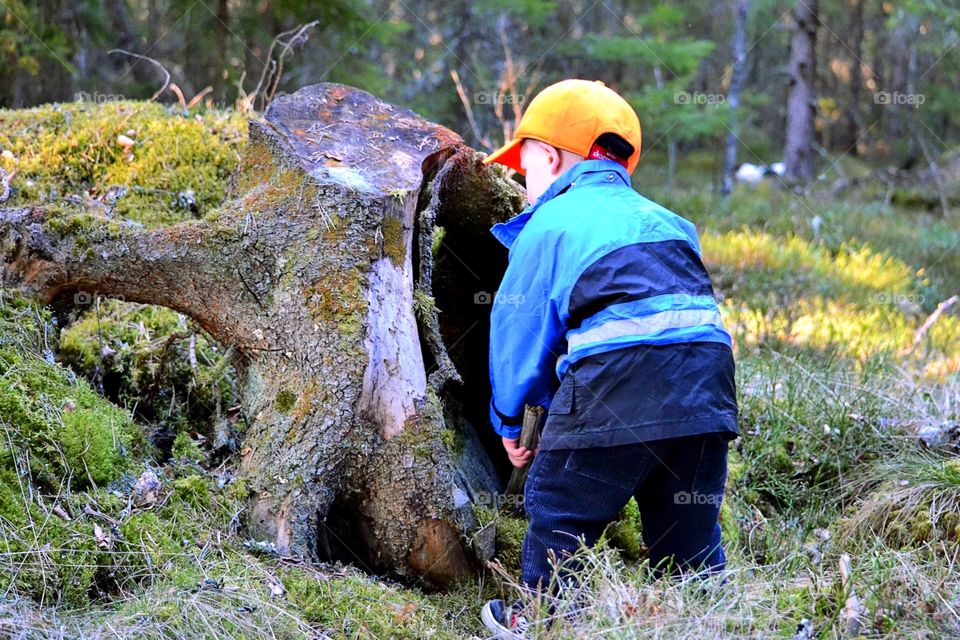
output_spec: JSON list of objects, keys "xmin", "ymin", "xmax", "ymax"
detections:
[{"xmin": 520, "ymin": 431, "xmax": 731, "ymax": 593}]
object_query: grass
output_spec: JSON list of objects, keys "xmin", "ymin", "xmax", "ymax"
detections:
[{"xmin": 2, "ymin": 103, "xmax": 960, "ymax": 637}]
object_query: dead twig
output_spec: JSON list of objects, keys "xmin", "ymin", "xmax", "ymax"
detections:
[
  {"xmin": 83, "ymin": 504, "xmax": 121, "ymax": 527},
  {"xmin": 248, "ymin": 21, "xmax": 320, "ymax": 111},
  {"xmin": 450, "ymin": 13, "xmax": 543, "ymax": 158},
  {"xmin": 108, "ymin": 49, "xmax": 171, "ymax": 102},
  {"xmin": 450, "ymin": 69, "xmax": 491, "ymax": 150},
  {"xmin": 898, "ymin": 295, "xmax": 959, "ymax": 358},
  {"xmin": 167, "ymin": 83, "xmax": 214, "ymax": 110}
]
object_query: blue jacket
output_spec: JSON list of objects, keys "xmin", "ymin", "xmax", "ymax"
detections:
[{"xmin": 487, "ymin": 159, "xmax": 738, "ymax": 449}]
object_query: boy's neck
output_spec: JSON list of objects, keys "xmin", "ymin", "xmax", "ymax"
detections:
[{"xmin": 532, "ymin": 159, "xmax": 629, "ymax": 208}]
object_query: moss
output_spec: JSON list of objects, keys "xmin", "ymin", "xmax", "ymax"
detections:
[
  {"xmin": 41, "ymin": 211, "xmax": 127, "ymax": 246},
  {"xmin": 438, "ymin": 427, "xmax": 464, "ymax": 455},
  {"xmin": 938, "ymin": 511, "xmax": 960, "ymax": 542},
  {"xmin": 231, "ymin": 138, "xmax": 274, "ymax": 196},
  {"xmin": 171, "ymin": 431, "xmax": 204, "ymax": 463},
  {"xmin": 394, "ymin": 415, "xmax": 436, "ymax": 460},
  {"xmin": 431, "ymin": 224, "xmax": 446, "ymax": 256},
  {"xmin": 240, "ymin": 165, "xmax": 318, "ymax": 213},
  {"xmin": 291, "ymin": 380, "xmax": 321, "ymax": 421},
  {"xmin": 473, "ymin": 504, "xmax": 527, "ymax": 575},
  {"xmin": 112, "ymin": 473, "xmax": 248, "ymax": 594},
  {"xmin": 58, "ymin": 396, "xmax": 134, "ymax": 485},
  {"xmin": 909, "ymin": 513, "xmax": 934, "ymax": 544},
  {"xmin": 392, "ymin": 388, "xmax": 446, "ymax": 461},
  {"xmin": 718, "ymin": 500, "xmax": 739, "ymax": 546},
  {"xmin": 602, "ymin": 498, "xmax": 643, "ymax": 561},
  {"xmin": 303, "ymin": 268, "xmax": 369, "ymax": 339},
  {"xmin": 275, "ymin": 389, "xmax": 297, "ymax": 413},
  {"xmin": 726, "ymin": 449, "xmax": 746, "ymax": 487},
  {"xmin": 838, "ymin": 449, "xmax": 960, "ymax": 552},
  {"xmin": 57, "ymin": 299, "xmax": 236, "ymax": 456},
  {"xmin": 0, "ymin": 466, "xmax": 104, "ymax": 607},
  {"xmin": 412, "ymin": 288, "xmax": 437, "ymax": 323},
  {"xmin": 381, "ymin": 214, "xmax": 407, "ymax": 265},
  {"xmin": 173, "ymin": 475, "xmax": 213, "ymax": 510},
  {"xmin": 226, "ymin": 476, "xmax": 250, "ymax": 502},
  {"xmin": 0, "ymin": 289, "xmax": 141, "ymax": 490},
  {"xmin": 281, "ymin": 566, "xmax": 465, "ymax": 639},
  {"xmin": 0, "ymin": 101, "xmax": 248, "ymax": 227},
  {"xmin": 119, "ymin": 510, "xmax": 189, "ymax": 578}
]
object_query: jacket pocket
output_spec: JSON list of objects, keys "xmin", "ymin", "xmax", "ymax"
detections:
[{"xmin": 548, "ymin": 376, "xmax": 575, "ymax": 415}]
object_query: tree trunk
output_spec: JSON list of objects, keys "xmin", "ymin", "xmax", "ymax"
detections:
[
  {"xmin": 722, "ymin": 0, "xmax": 750, "ymax": 197},
  {"xmin": 0, "ymin": 83, "xmax": 526, "ymax": 588},
  {"xmin": 215, "ymin": 0, "xmax": 229, "ymax": 101},
  {"xmin": 838, "ymin": 0, "xmax": 865, "ymax": 153},
  {"xmin": 784, "ymin": 0, "xmax": 818, "ymax": 183}
]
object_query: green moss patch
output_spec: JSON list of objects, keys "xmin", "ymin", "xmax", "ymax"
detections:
[
  {"xmin": 0, "ymin": 290, "xmax": 140, "ymax": 490},
  {"xmin": 0, "ymin": 101, "xmax": 248, "ymax": 227},
  {"xmin": 56, "ymin": 298, "xmax": 237, "ymax": 456}
]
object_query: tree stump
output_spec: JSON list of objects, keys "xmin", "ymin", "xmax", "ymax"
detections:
[{"xmin": 0, "ymin": 83, "xmax": 526, "ymax": 587}]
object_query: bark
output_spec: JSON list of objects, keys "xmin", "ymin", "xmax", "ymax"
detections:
[
  {"xmin": 722, "ymin": 0, "xmax": 750, "ymax": 197},
  {"xmin": 0, "ymin": 83, "xmax": 526, "ymax": 588},
  {"xmin": 784, "ymin": 0, "xmax": 819, "ymax": 183},
  {"xmin": 840, "ymin": 0, "xmax": 865, "ymax": 153}
]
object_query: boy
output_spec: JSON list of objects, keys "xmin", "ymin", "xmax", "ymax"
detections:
[{"xmin": 479, "ymin": 79, "xmax": 739, "ymax": 637}]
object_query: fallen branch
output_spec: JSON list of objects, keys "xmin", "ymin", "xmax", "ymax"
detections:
[{"xmin": 898, "ymin": 294, "xmax": 959, "ymax": 357}]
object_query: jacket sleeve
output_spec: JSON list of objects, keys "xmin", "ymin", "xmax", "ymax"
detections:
[{"xmin": 488, "ymin": 233, "xmax": 567, "ymax": 439}]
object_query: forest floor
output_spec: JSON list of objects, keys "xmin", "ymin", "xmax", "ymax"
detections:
[{"xmin": 1, "ymin": 101, "xmax": 959, "ymax": 638}]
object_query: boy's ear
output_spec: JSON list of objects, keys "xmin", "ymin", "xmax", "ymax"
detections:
[{"xmin": 541, "ymin": 142, "xmax": 563, "ymax": 174}]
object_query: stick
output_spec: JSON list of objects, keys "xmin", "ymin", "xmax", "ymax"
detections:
[
  {"xmin": 898, "ymin": 294, "xmax": 959, "ymax": 357},
  {"xmin": 838, "ymin": 553, "xmax": 862, "ymax": 636},
  {"xmin": 108, "ymin": 49, "xmax": 171, "ymax": 102},
  {"xmin": 504, "ymin": 405, "xmax": 546, "ymax": 509}
]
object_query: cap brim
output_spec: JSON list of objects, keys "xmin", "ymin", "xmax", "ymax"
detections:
[{"xmin": 482, "ymin": 137, "xmax": 525, "ymax": 175}]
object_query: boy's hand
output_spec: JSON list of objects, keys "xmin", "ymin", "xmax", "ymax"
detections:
[{"xmin": 502, "ymin": 436, "xmax": 533, "ymax": 468}]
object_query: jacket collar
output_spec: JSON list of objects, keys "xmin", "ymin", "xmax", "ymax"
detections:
[{"xmin": 489, "ymin": 159, "xmax": 631, "ymax": 249}]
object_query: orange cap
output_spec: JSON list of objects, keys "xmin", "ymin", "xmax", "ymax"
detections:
[{"xmin": 482, "ymin": 79, "xmax": 642, "ymax": 176}]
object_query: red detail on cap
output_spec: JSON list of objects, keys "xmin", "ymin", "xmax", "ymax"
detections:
[{"xmin": 587, "ymin": 142, "xmax": 628, "ymax": 168}]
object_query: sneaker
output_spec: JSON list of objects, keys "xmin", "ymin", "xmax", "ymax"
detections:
[{"xmin": 481, "ymin": 598, "xmax": 530, "ymax": 639}]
